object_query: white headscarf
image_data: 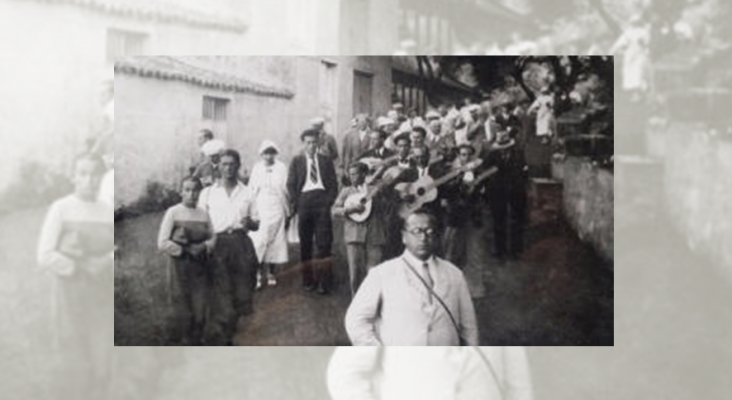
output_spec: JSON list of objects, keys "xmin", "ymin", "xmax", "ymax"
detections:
[{"xmin": 258, "ymin": 140, "xmax": 281, "ymax": 156}]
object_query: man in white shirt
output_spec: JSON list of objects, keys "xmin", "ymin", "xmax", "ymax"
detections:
[
  {"xmin": 198, "ymin": 149, "xmax": 260, "ymax": 345},
  {"xmin": 345, "ymin": 210, "xmax": 479, "ymax": 346},
  {"xmin": 328, "ymin": 347, "xmax": 533, "ymax": 400}
]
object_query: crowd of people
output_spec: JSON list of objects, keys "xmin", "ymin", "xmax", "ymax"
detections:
[{"xmin": 157, "ymin": 91, "xmax": 558, "ymax": 346}]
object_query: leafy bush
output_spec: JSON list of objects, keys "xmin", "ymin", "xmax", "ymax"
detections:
[
  {"xmin": 0, "ymin": 160, "xmax": 73, "ymax": 214},
  {"xmin": 117, "ymin": 181, "xmax": 180, "ymax": 220}
]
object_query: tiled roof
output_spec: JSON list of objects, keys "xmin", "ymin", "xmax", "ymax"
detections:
[
  {"xmin": 23, "ymin": 0, "xmax": 248, "ymax": 32},
  {"xmin": 115, "ymin": 57, "xmax": 295, "ymax": 99}
]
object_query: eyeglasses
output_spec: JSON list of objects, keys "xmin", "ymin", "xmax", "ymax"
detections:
[{"xmin": 405, "ymin": 227, "xmax": 437, "ymax": 238}]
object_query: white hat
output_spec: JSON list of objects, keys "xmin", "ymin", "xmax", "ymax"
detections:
[
  {"xmin": 376, "ymin": 116, "xmax": 395, "ymax": 128},
  {"xmin": 201, "ymin": 139, "xmax": 226, "ymax": 156},
  {"xmin": 425, "ymin": 110, "xmax": 441, "ymax": 120},
  {"xmin": 258, "ymin": 140, "xmax": 281, "ymax": 155},
  {"xmin": 310, "ymin": 117, "xmax": 326, "ymax": 126}
]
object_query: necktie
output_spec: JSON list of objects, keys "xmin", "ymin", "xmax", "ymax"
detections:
[
  {"xmin": 423, "ymin": 262, "xmax": 434, "ymax": 304},
  {"xmin": 310, "ymin": 156, "xmax": 319, "ymax": 184}
]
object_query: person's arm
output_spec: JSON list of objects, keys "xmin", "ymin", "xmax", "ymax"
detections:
[
  {"xmin": 327, "ymin": 347, "xmax": 382, "ymax": 400},
  {"xmin": 157, "ymin": 208, "xmax": 183, "ymax": 257},
  {"xmin": 37, "ymin": 201, "xmax": 75, "ymax": 276},
  {"xmin": 204, "ymin": 212, "xmax": 217, "ymax": 255},
  {"xmin": 286, "ymin": 158, "xmax": 299, "ymax": 216},
  {"xmin": 332, "ymin": 188, "xmax": 351, "ymax": 218},
  {"xmin": 345, "ymin": 269, "xmax": 384, "ymax": 346},
  {"xmin": 503, "ymin": 347, "xmax": 533, "ymax": 400},
  {"xmin": 458, "ymin": 273, "xmax": 479, "ymax": 346}
]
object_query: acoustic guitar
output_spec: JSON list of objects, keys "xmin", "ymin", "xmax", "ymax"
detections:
[
  {"xmin": 344, "ymin": 167, "xmax": 410, "ymax": 223},
  {"xmin": 465, "ymin": 166, "xmax": 499, "ymax": 195},
  {"xmin": 395, "ymin": 159, "xmax": 483, "ymax": 219}
]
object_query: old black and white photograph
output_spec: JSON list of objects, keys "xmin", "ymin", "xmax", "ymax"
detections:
[
  {"xmin": 113, "ymin": 55, "xmax": 614, "ymax": 346},
  {"xmin": 1, "ymin": 0, "xmax": 732, "ymax": 398}
]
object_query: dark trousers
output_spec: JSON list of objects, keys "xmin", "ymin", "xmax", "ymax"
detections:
[
  {"xmin": 210, "ymin": 232, "xmax": 258, "ymax": 343},
  {"xmin": 297, "ymin": 190, "xmax": 334, "ymax": 290},
  {"xmin": 173, "ymin": 256, "xmax": 208, "ymax": 343},
  {"xmin": 489, "ymin": 189, "xmax": 528, "ymax": 257}
]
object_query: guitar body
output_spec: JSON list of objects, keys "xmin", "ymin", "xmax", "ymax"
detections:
[
  {"xmin": 344, "ymin": 192, "xmax": 373, "ymax": 223},
  {"xmin": 395, "ymin": 176, "xmax": 439, "ymax": 219}
]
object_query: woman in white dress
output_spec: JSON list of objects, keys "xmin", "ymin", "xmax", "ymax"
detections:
[
  {"xmin": 610, "ymin": 14, "xmax": 652, "ymax": 100},
  {"xmin": 528, "ymin": 86, "xmax": 557, "ymax": 145},
  {"xmin": 248, "ymin": 141, "xmax": 290, "ymax": 289}
]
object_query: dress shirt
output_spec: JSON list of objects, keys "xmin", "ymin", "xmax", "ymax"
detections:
[
  {"xmin": 198, "ymin": 181, "xmax": 258, "ymax": 234},
  {"xmin": 303, "ymin": 155, "xmax": 326, "ymax": 192}
]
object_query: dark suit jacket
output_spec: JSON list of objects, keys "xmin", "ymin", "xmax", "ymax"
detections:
[
  {"xmin": 287, "ymin": 153, "xmax": 339, "ymax": 213},
  {"xmin": 342, "ymin": 129, "xmax": 372, "ymax": 171},
  {"xmin": 359, "ymin": 147, "xmax": 395, "ymax": 160}
]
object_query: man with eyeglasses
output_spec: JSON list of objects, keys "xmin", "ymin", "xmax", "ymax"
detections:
[{"xmin": 344, "ymin": 209, "xmax": 478, "ymax": 346}]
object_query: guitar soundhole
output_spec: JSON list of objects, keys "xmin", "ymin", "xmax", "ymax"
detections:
[
  {"xmin": 360, "ymin": 199, "xmax": 366, "ymax": 205},
  {"xmin": 417, "ymin": 188, "xmax": 425, "ymax": 196}
]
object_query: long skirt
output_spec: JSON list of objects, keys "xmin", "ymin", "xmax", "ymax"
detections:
[{"xmin": 250, "ymin": 193, "xmax": 289, "ymax": 264}]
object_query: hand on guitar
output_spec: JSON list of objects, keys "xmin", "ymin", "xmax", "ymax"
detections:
[{"xmin": 346, "ymin": 203, "xmax": 366, "ymax": 215}]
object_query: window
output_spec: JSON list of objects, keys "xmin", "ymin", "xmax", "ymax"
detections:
[
  {"xmin": 202, "ymin": 96, "xmax": 229, "ymax": 121},
  {"xmin": 106, "ymin": 28, "xmax": 147, "ymax": 63}
]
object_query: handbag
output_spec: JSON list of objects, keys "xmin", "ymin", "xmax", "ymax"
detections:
[{"xmin": 402, "ymin": 257, "xmax": 468, "ymax": 346}]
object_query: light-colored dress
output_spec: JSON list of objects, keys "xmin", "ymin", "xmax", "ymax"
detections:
[
  {"xmin": 610, "ymin": 25, "xmax": 652, "ymax": 92},
  {"xmin": 37, "ymin": 194, "xmax": 113, "ymax": 349},
  {"xmin": 529, "ymin": 93, "xmax": 556, "ymax": 137},
  {"xmin": 248, "ymin": 160, "xmax": 290, "ymax": 264}
]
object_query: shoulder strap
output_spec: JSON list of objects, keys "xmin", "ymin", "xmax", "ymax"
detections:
[
  {"xmin": 471, "ymin": 347, "xmax": 506, "ymax": 400},
  {"xmin": 402, "ymin": 257, "xmax": 464, "ymax": 345}
]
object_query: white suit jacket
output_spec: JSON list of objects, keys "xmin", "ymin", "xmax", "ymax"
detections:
[
  {"xmin": 345, "ymin": 252, "xmax": 479, "ymax": 346},
  {"xmin": 327, "ymin": 347, "xmax": 533, "ymax": 400}
]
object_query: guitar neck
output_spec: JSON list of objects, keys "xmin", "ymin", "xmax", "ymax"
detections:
[
  {"xmin": 427, "ymin": 161, "xmax": 482, "ymax": 191},
  {"xmin": 467, "ymin": 167, "xmax": 498, "ymax": 190}
]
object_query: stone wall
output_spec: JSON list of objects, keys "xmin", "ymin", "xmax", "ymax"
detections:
[
  {"xmin": 562, "ymin": 157, "xmax": 615, "ymax": 264},
  {"xmin": 659, "ymin": 126, "xmax": 732, "ymax": 277}
]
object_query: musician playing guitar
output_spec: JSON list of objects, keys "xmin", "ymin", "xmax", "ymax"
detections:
[
  {"xmin": 332, "ymin": 162, "xmax": 390, "ymax": 296},
  {"xmin": 441, "ymin": 143, "xmax": 497, "ymax": 267}
]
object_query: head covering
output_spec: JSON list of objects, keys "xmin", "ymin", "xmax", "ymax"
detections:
[
  {"xmin": 258, "ymin": 140, "xmax": 280, "ymax": 156},
  {"xmin": 456, "ymin": 143, "xmax": 476, "ymax": 155},
  {"xmin": 201, "ymin": 139, "xmax": 226, "ymax": 157},
  {"xmin": 425, "ymin": 110, "xmax": 441, "ymax": 120},
  {"xmin": 376, "ymin": 116, "xmax": 395, "ymax": 128},
  {"xmin": 393, "ymin": 102, "xmax": 404, "ymax": 110},
  {"xmin": 394, "ymin": 131, "xmax": 411, "ymax": 145},
  {"xmin": 311, "ymin": 117, "xmax": 326, "ymax": 126}
]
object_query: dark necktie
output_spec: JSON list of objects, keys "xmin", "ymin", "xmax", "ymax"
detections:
[
  {"xmin": 423, "ymin": 262, "xmax": 435, "ymax": 304},
  {"xmin": 310, "ymin": 156, "xmax": 319, "ymax": 184},
  {"xmin": 423, "ymin": 262, "xmax": 435, "ymax": 289}
]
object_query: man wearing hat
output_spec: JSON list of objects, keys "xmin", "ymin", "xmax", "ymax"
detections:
[
  {"xmin": 441, "ymin": 143, "xmax": 480, "ymax": 268},
  {"xmin": 311, "ymin": 117, "xmax": 340, "ymax": 162},
  {"xmin": 193, "ymin": 139, "xmax": 226, "ymax": 187},
  {"xmin": 482, "ymin": 130, "xmax": 529, "ymax": 261},
  {"xmin": 287, "ymin": 129, "xmax": 339, "ymax": 295}
]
